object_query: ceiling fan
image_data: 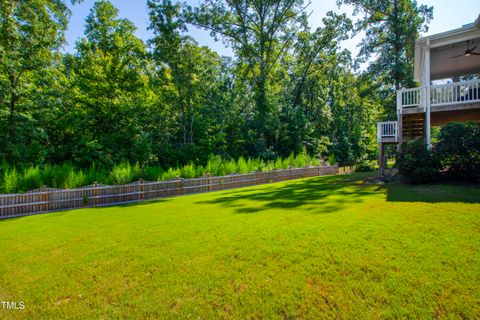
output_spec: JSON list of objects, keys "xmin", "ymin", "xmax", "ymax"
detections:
[{"xmin": 449, "ymin": 40, "xmax": 480, "ymax": 59}]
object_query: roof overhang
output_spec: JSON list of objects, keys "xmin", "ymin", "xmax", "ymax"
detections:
[{"xmin": 414, "ymin": 13, "xmax": 480, "ymax": 81}]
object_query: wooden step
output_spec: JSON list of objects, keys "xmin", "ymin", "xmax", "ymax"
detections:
[
  {"xmin": 404, "ymin": 121, "xmax": 424, "ymax": 124},
  {"xmin": 401, "ymin": 114, "xmax": 425, "ymax": 143},
  {"xmin": 404, "ymin": 121, "xmax": 424, "ymax": 126},
  {"xmin": 404, "ymin": 129, "xmax": 423, "ymax": 133},
  {"xmin": 403, "ymin": 120, "xmax": 424, "ymax": 124}
]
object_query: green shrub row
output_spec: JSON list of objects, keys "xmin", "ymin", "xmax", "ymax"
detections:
[
  {"xmin": 0, "ymin": 153, "xmax": 326, "ymax": 193},
  {"xmin": 397, "ymin": 122, "xmax": 480, "ymax": 183}
]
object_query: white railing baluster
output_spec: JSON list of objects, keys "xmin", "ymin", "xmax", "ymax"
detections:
[
  {"xmin": 400, "ymin": 87, "xmax": 422, "ymax": 108},
  {"xmin": 402, "ymin": 79, "xmax": 480, "ymax": 109},
  {"xmin": 377, "ymin": 121, "xmax": 398, "ymax": 142}
]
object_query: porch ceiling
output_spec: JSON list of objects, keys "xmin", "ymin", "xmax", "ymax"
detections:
[
  {"xmin": 414, "ymin": 13, "xmax": 480, "ymax": 82},
  {"xmin": 430, "ymin": 37, "xmax": 480, "ymax": 80}
]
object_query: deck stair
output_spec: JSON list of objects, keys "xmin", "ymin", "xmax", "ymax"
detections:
[{"xmin": 402, "ymin": 114, "xmax": 424, "ymax": 142}]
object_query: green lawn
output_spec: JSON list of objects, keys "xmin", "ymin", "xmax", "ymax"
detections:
[{"xmin": 0, "ymin": 173, "xmax": 479, "ymax": 319}]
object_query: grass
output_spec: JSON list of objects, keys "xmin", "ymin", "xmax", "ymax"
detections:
[{"xmin": 0, "ymin": 173, "xmax": 479, "ymax": 319}]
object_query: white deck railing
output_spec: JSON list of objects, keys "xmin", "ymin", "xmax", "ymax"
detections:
[
  {"xmin": 399, "ymin": 87, "xmax": 422, "ymax": 108},
  {"xmin": 430, "ymin": 79, "xmax": 480, "ymax": 107},
  {"xmin": 377, "ymin": 121, "xmax": 398, "ymax": 142},
  {"xmin": 398, "ymin": 79, "xmax": 480, "ymax": 109}
]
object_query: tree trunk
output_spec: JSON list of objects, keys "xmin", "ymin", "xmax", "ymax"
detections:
[
  {"xmin": 392, "ymin": 0, "xmax": 401, "ymax": 91},
  {"xmin": 7, "ymin": 72, "xmax": 16, "ymax": 146},
  {"xmin": 255, "ymin": 73, "xmax": 268, "ymax": 151}
]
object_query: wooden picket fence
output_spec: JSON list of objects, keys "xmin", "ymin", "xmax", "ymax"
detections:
[{"xmin": 0, "ymin": 164, "xmax": 351, "ymax": 220}]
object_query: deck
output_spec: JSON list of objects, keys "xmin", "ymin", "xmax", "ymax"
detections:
[
  {"xmin": 378, "ymin": 79, "xmax": 480, "ymax": 143},
  {"xmin": 399, "ymin": 79, "xmax": 480, "ymax": 114},
  {"xmin": 377, "ymin": 121, "xmax": 398, "ymax": 144}
]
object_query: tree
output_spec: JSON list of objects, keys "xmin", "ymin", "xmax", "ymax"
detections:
[
  {"xmin": 184, "ymin": 0, "xmax": 311, "ymax": 156},
  {"xmin": 337, "ymin": 0, "xmax": 433, "ymax": 117},
  {"xmin": 0, "ymin": 0, "xmax": 386, "ymax": 171},
  {"xmin": 149, "ymin": 0, "xmax": 196, "ymax": 146},
  {"xmin": 283, "ymin": 46, "xmax": 379, "ymax": 162},
  {"xmin": 290, "ymin": 12, "xmax": 351, "ymax": 108},
  {"xmin": 65, "ymin": 0, "xmax": 153, "ymax": 166},
  {"xmin": 276, "ymin": 12, "xmax": 352, "ymax": 156},
  {"xmin": 327, "ymin": 57, "xmax": 379, "ymax": 162},
  {"xmin": 148, "ymin": 0, "xmax": 235, "ymax": 164},
  {"xmin": 0, "ymin": 0, "xmax": 76, "ymax": 163}
]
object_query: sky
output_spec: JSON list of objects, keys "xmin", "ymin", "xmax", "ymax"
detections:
[{"xmin": 64, "ymin": 0, "xmax": 480, "ymax": 58}]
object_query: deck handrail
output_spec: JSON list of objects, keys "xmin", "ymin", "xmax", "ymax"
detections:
[
  {"xmin": 399, "ymin": 87, "xmax": 422, "ymax": 108},
  {"xmin": 430, "ymin": 79, "xmax": 480, "ymax": 107},
  {"xmin": 377, "ymin": 121, "xmax": 398, "ymax": 142},
  {"xmin": 430, "ymin": 79, "xmax": 480, "ymax": 89},
  {"xmin": 397, "ymin": 79, "xmax": 480, "ymax": 109}
]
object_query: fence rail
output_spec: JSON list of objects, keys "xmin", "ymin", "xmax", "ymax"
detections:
[{"xmin": 0, "ymin": 165, "xmax": 345, "ymax": 220}]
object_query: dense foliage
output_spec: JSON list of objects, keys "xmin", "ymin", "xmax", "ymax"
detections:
[
  {"xmin": 436, "ymin": 122, "xmax": 480, "ymax": 182},
  {"xmin": 337, "ymin": 0, "xmax": 433, "ymax": 119},
  {"xmin": 1, "ymin": 0, "xmax": 431, "ymax": 185},
  {"xmin": 397, "ymin": 140, "xmax": 440, "ymax": 183},
  {"xmin": 0, "ymin": 152, "xmax": 325, "ymax": 193},
  {"xmin": 397, "ymin": 123, "xmax": 480, "ymax": 183}
]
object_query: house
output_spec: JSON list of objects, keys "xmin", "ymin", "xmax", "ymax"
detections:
[{"xmin": 377, "ymin": 14, "xmax": 480, "ymax": 173}]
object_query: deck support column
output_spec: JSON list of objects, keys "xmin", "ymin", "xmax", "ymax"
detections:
[
  {"xmin": 396, "ymin": 93, "xmax": 403, "ymax": 151},
  {"xmin": 425, "ymin": 39, "xmax": 432, "ymax": 149},
  {"xmin": 425, "ymin": 87, "xmax": 431, "ymax": 149},
  {"xmin": 378, "ymin": 142, "xmax": 385, "ymax": 176}
]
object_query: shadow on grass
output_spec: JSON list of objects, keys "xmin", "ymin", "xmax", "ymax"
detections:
[
  {"xmin": 386, "ymin": 181, "xmax": 480, "ymax": 204},
  {"xmin": 196, "ymin": 173, "xmax": 381, "ymax": 214},
  {"xmin": 113, "ymin": 198, "xmax": 170, "ymax": 208},
  {"xmin": 26, "ymin": 198, "xmax": 172, "ymax": 222}
]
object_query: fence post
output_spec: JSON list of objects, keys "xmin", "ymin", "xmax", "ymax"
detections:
[
  {"xmin": 233, "ymin": 172, "xmax": 236, "ymax": 189},
  {"xmin": 41, "ymin": 185, "xmax": 47, "ymax": 212},
  {"xmin": 93, "ymin": 182, "xmax": 98, "ymax": 206},
  {"xmin": 176, "ymin": 176, "xmax": 180, "ymax": 195},
  {"xmin": 206, "ymin": 173, "xmax": 211, "ymax": 191},
  {"xmin": 83, "ymin": 189, "xmax": 88, "ymax": 207},
  {"xmin": 139, "ymin": 179, "xmax": 144, "ymax": 200}
]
